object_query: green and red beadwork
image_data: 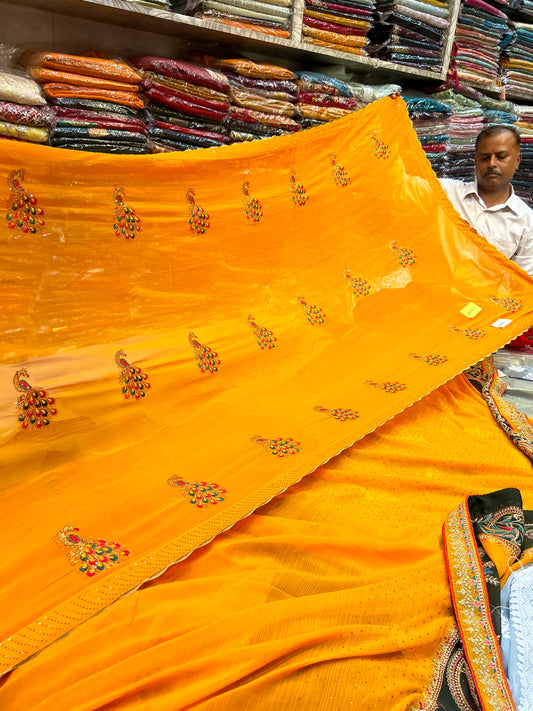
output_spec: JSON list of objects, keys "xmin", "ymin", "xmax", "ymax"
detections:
[
  {"xmin": 57, "ymin": 525, "xmax": 130, "ymax": 577},
  {"xmin": 314, "ymin": 406, "xmax": 359, "ymax": 420},
  {"xmin": 113, "ymin": 186, "xmax": 141, "ymax": 239},
  {"xmin": 371, "ymin": 135, "xmax": 391, "ymax": 159},
  {"xmin": 331, "ymin": 154, "xmax": 350, "ymax": 187},
  {"xmin": 489, "ymin": 294, "xmax": 523, "ymax": 313},
  {"xmin": 186, "ymin": 188, "xmax": 209, "ymax": 234},
  {"xmin": 298, "ymin": 295, "xmax": 326, "ymax": 325},
  {"xmin": 13, "ymin": 367, "xmax": 57, "ymax": 429},
  {"xmin": 5, "ymin": 168, "xmax": 45, "ymax": 234},
  {"xmin": 390, "ymin": 240, "xmax": 417, "ymax": 267},
  {"xmin": 252, "ymin": 435, "xmax": 301, "ymax": 457},
  {"xmin": 168, "ymin": 475, "xmax": 226, "ymax": 508},
  {"xmin": 115, "ymin": 349, "xmax": 151, "ymax": 399},
  {"xmin": 189, "ymin": 332, "xmax": 221, "ymax": 373},
  {"xmin": 409, "ymin": 353, "xmax": 448, "ymax": 366},
  {"xmin": 243, "ymin": 181, "xmax": 263, "ymax": 222},
  {"xmin": 290, "ymin": 169, "xmax": 308, "ymax": 206},
  {"xmin": 344, "ymin": 270, "xmax": 372, "ymax": 297},
  {"xmin": 449, "ymin": 326, "xmax": 486, "ymax": 340},
  {"xmin": 366, "ymin": 379, "xmax": 407, "ymax": 393},
  {"xmin": 248, "ymin": 315, "xmax": 277, "ymax": 349}
]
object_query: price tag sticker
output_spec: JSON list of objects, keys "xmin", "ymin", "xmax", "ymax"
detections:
[
  {"xmin": 491, "ymin": 319, "xmax": 512, "ymax": 328},
  {"xmin": 460, "ymin": 302, "xmax": 482, "ymax": 318}
]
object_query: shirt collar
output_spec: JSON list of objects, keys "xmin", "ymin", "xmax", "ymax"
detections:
[{"xmin": 465, "ymin": 180, "xmax": 521, "ymax": 215}]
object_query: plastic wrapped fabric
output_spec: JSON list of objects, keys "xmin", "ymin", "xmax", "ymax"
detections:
[
  {"xmin": 225, "ymin": 117, "xmax": 288, "ymax": 135},
  {"xmin": 51, "ymin": 126, "xmax": 149, "ymax": 145},
  {"xmin": 298, "ymin": 103, "xmax": 352, "ymax": 120},
  {"xmin": 198, "ymin": 9, "xmax": 289, "ymax": 27},
  {"xmin": 296, "ymin": 71, "xmax": 358, "ymax": 96},
  {"xmin": 302, "ymin": 25, "xmax": 368, "ymax": 45},
  {"xmin": 129, "ymin": 56, "xmax": 230, "ymax": 93},
  {"xmin": 146, "ymin": 103, "xmax": 224, "ymax": 130},
  {"xmin": 228, "ymin": 104, "xmax": 301, "ymax": 129},
  {"xmin": 297, "ymin": 92, "xmax": 362, "ymax": 110},
  {"xmin": 229, "ymin": 88, "xmax": 297, "ymax": 116},
  {"xmin": 0, "ymin": 119, "xmax": 48, "ymax": 143},
  {"xmin": 228, "ymin": 79, "xmax": 296, "ymax": 102},
  {"xmin": 28, "ymin": 68, "xmax": 141, "ymax": 93},
  {"xmin": 0, "ymin": 101, "xmax": 54, "ymax": 127},
  {"xmin": 391, "ymin": 4, "xmax": 449, "ymax": 28},
  {"xmin": 304, "ymin": 8, "xmax": 371, "ymax": 27},
  {"xmin": 305, "ymin": 0, "xmax": 372, "ymax": 17},
  {"xmin": 303, "ymin": 16, "xmax": 368, "ymax": 33},
  {"xmin": 205, "ymin": 0, "xmax": 293, "ymax": 17},
  {"xmin": 0, "ymin": 67, "xmax": 46, "ymax": 106},
  {"xmin": 149, "ymin": 123, "xmax": 227, "ymax": 148},
  {"xmin": 141, "ymin": 73, "xmax": 229, "ymax": 104},
  {"xmin": 195, "ymin": 13, "xmax": 291, "ymax": 34},
  {"xmin": 43, "ymin": 84, "xmax": 145, "ymax": 110},
  {"xmin": 152, "ymin": 120, "xmax": 227, "ymax": 143},
  {"xmin": 19, "ymin": 51, "xmax": 142, "ymax": 84},
  {"xmin": 143, "ymin": 85, "xmax": 228, "ymax": 121},
  {"xmin": 226, "ymin": 74, "xmax": 298, "ymax": 97},
  {"xmin": 185, "ymin": 52, "xmax": 296, "ymax": 80},
  {"xmin": 48, "ymin": 96, "xmax": 142, "ymax": 117},
  {"xmin": 51, "ymin": 107, "xmax": 148, "ymax": 134},
  {"xmin": 49, "ymin": 139, "xmax": 150, "ymax": 153}
]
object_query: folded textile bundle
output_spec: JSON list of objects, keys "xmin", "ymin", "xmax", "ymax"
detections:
[
  {"xmin": 295, "ymin": 71, "xmax": 363, "ymax": 127},
  {"xmin": 403, "ymin": 94, "xmax": 452, "ymax": 176},
  {"xmin": 130, "ymin": 55, "xmax": 230, "ymax": 151},
  {"xmin": 0, "ymin": 67, "xmax": 53, "ymax": 145},
  {"xmin": 500, "ymin": 22, "xmax": 533, "ymax": 101},
  {"xmin": 368, "ymin": 0, "xmax": 449, "ymax": 72},
  {"xmin": 301, "ymin": 0, "xmax": 373, "ymax": 55},
  {"xmin": 450, "ymin": 0, "xmax": 509, "ymax": 89},
  {"xmin": 18, "ymin": 52, "xmax": 148, "ymax": 153},
  {"xmin": 170, "ymin": 0, "xmax": 293, "ymax": 37},
  {"xmin": 513, "ymin": 104, "xmax": 533, "ymax": 207}
]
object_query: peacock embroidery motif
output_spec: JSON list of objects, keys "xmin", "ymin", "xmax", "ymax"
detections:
[
  {"xmin": 5, "ymin": 169, "xmax": 45, "ymax": 234},
  {"xmin": 113, "ymin": 186, "xmax": 141, "ymax": 239},
  {"xmin": 314, "ymin": 406, "xmax": 359, "ymax": 420},
  {"xmin": 57, "ymin": 525, "xmax": 130, "ymax": 577},
  {"xmin": 189, "ymin": 332, "xmax": 220, "ymax": 373},
  {"xmin": 449, "ymin": 325, "xmax": 486, "ymax": 340},
  {"xmin": 115, "ymin": 349, "xmax": 151, "ymax": 399},
  {"xmin": 371, "ymin": 135, "xmax": 391, "ymax": 159},
  {"xmin": 168, "ymin": 475, "xmax": 226, "ymax": 508},
  {"xmin": 186, "ymin": 188, "xmax": 209, "ymax": 234},
  {"xmin": 251, "ymin": 435, "xmax": 301, "ymax": 457},
  {"xmin": 366, "ymin": 379, "xmax": 407, "ymax": 393},
  {"xmin": 298, "ymin": 295, "xmax": 325, "ymax": 325},
  {"xmin": 248, "ymin": 315, "xmax": 276, "ymax": 349},
  {"xmin": 243, "ymin": 182, "xmax": 263, "ymax": 222},
  {"xmin": 290, "ymin": 170, "xmax": 308, "ymax": 206},
  {"xmin": 13, "ymin": 367, "xmax": 57, "ymax": 429},
  {"xmin": 344, "ymin": 270, "xmax": 372, "ymax": 297},
  {"xmin": 330, "ymin": 154, "xmax": 350, "ymax": 187},
  {"xmin": 390, "ymin": 241, "xmax": 417, "ymax": 267},
  {"xmin": 409, "ymin": 353, "xmax": 448, "ymax": 366},
  {"xmin": 488, "ymin": 295, "xmax": 523, "ymax": 313}
]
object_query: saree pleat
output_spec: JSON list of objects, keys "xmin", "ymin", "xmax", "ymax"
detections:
[{"xmin": 2, "ymin": 96, "xmax": 533, "ymax": 698}]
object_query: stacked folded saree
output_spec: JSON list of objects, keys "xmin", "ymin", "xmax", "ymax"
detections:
[
  {"xmin": 130, "ymin": 55, "xmax": 230, "ymax": 151},
  {"xmin": 512, "ymin": 104, "xmax": 533, "ymax": 206},
  {"xmin": 171, "ymin": 0, "xmax": 293, "ymax": 36},
  {"xmin": 403, "ymin": 94, "xmax": 452, "ymax": 177},
  {"xmin": 295, "ymin": 70, "xmax": 363, "ymax": 127},
  {"xmin": 0, "ymin": 67, "xmax": 52, "ymax": 145},
  {"xmin": 368, "ymin": 0, "xmax": 449, "ymax": 72},
  {"xmin": 19, "ymin": 52, "xmax": 148, "ymax": 154},
  {"xmin": 500, "ymin": 22, "xmax": 533, "ymax": 101},
  {"xmin": 301, "ymin": 0, "xmax": 373, "ymax": 55},
  {"xmin": 2, "ymin": 96, "xmax": 533, "ymax": 710}
]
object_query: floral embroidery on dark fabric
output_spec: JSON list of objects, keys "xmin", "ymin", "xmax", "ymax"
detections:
[
  {"xmin": 248, "ymin": 315, "xmax": 276, "ymax": 349},
  {"xmin": 290, "ymin": 170, "xmax": 308, "ymax": 206},
  {"xmin": 489, "ymin": 294, "xmax": 523, "ymax": 313},
  {"xmin": 344, "ymin": 270, "xmax": 372, "ymax": 297},
  {"xmin": 113, "ymin": 186, "xmax": 141, "ymax": 239},
  {"xmin": 13, "ymin": 368, "xmax": 57, "ymax": 429},
  {"xmin": 409, "ymin": 353, "xmax": 448, "ymax": 366},
  {"xmin": 186, "ymin": 188, "xmax": 209, "ymax": 234},
  {"xmin": 168, "ymin": 475, "xmax": 226, "ymax": 507},
  {"xmin": 314, "ymin": 406, "xmax": 359, "ymax": 420},
  {"xmin": 57, "ymin": 525, "xmax": 130, "ymax": 577},
  {"xmin": 390, "ymin": 240, "xmax": 417, "ymax": 267},
  {"xmin": 449, "ymin": 325, "xmax": 486, "ymax": 340},
  {"xmin": 189, "ymin": 332, "xmax": 220, "ymax": 373},
  {"xmin": 243, "ymin": 181, "xmax": 262, "ymax": 222},
  {"xmin": 6, "ymin": 169, "xmax": 45, "ymax": 234},
  {"xmin": 445, "ymin": 648, "xmax": 481, "ymax": 711},
  {"xmin": 371, "ymin": 135, "xmax": 391, "ymax": 159},
  {"xmin": 474, "ymin": 505, "xmax": 524, "ymax": 560},
  {"xmin": 251, "ymin": 435, "xmax": 301, "ymax": 457},
  {"xmin": 298, "ymin": 295, "xmax": 325, "ymax": 325},
  {"xmin": 115, "ymin": 349, "xmax": 151, "ymax": 399},
  {"xmin": 330, "ymin": 154, "xmax": 350, "ymax": 187},
  {"xmin": 366, "ymin": 379, "xmax": 407, "ymax": 393}
]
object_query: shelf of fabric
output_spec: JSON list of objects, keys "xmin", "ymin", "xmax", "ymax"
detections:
[{"xmin": 4, "ymin": 0, "xmax": 450, "ymax": 79}]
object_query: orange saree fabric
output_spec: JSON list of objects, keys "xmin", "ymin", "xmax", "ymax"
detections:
[{"xmin": 1, "ymin": 96, "xmax": 533, "ymax": 695}]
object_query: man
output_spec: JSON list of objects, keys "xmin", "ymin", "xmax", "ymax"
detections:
[{"xmin": 440, "ymin": 125, "xmax": 533, "ymax": 278}]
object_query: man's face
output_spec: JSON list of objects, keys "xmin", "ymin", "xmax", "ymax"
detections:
[{"xmin": 475, "ymin": 131, "xmax": 521, "ymax": 195}]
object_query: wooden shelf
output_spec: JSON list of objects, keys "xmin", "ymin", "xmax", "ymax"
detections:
[{"xmin": 4, "ymin": 0, "xmax": 455, "ymax": 82}]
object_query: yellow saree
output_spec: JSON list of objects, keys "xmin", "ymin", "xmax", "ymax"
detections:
[{"xmin": 1, "ymin": 96, "xmax": 533, "ymax": 708}]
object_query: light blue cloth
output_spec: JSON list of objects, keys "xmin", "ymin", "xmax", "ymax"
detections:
[{"xmin": 500, "ymin": 562, "xmax": 533, "ymax": 710}]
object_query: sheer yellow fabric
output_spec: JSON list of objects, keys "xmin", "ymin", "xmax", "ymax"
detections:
[{"xmin": 1, "ymin": 96, "xmax": 533, "ymax": 681}]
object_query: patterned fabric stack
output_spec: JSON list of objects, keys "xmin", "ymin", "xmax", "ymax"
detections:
[
  {"xmin": 295, "ymin": 71, "xmax": 363, "ymax": 129},
  {"xmin": 125, "ymin": 0, "xmax": 169, "ymax": 7},
  {"xmin": 368, "ymin": 0, "xmax": 449, "ymax": 72},
  {"xmin": 431, "ymin": 88, "xmax": 484, "ymax": 179},
  {"xmin": 18, "ymin": 51, "xmax": 149, "ymax": 154},
  {"xmin": 513, "ymin": 104, "xmax": 533, "ymax": 205},
  {"xmin": 301, "ymin": 0, "xmax": 374, "ymax": 55},
  {"xmin": 403, "ymin": 95, "xmax": 452, "ymax": 177},
  {"xmin": 451, "ymin": 0, "xmax": 509, "ymax": 89},
  {"xmin": 170, "ymin": 0, "xmax": 293, "ymax": 37},
  {"xmin": 0, "ymin": 67, "xmax": 53, "ymax": 145},
  {"xmin": 187, "ymin": 52, "xmax": 301, "ymax": 141},
  {"xmin": 500, "ymin": 22, "xmax": 533, "ymax": 101},
  {"xmin": 129, "ymin": 56, "xmax": 230, "ymax": 152}
]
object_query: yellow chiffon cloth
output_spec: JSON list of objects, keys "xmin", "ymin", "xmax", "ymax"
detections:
[
  {"xmin": 1, "ymin": 95, "xmax": 533, "ymax": 685},
  {"xmin": 1, "ymin": 368, "xmax": 532, "ymax": 710}
]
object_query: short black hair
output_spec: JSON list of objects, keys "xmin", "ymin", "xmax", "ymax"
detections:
[{"xmin": 475, "ymin": 125, "xmax": 521, "ymax": 150}]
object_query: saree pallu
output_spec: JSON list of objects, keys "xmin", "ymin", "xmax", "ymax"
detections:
[{"xmin": 3, "ymin": 96, "xmax": 533, "ymax": 699}]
